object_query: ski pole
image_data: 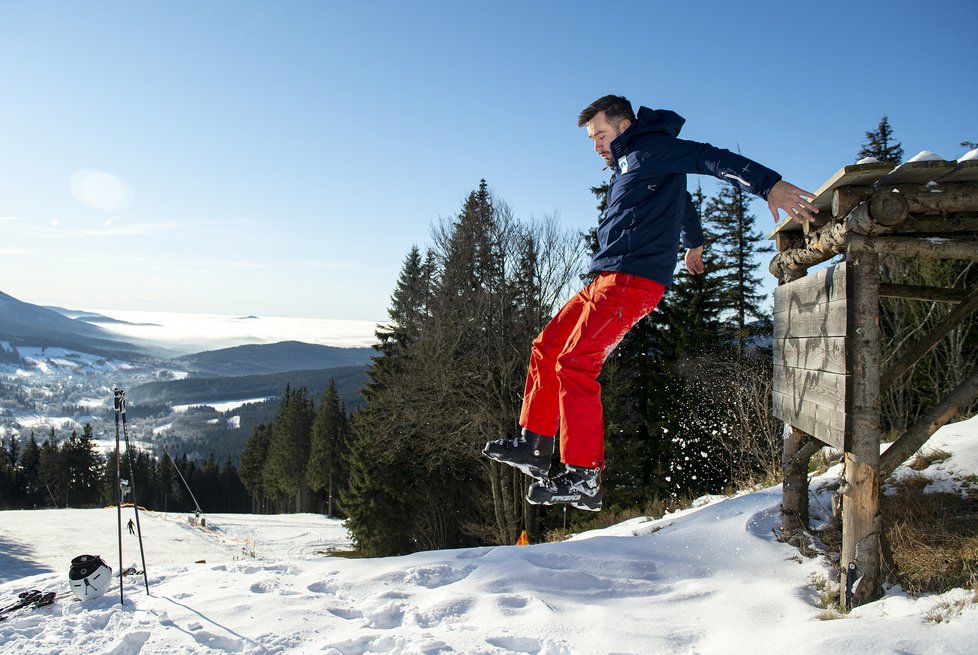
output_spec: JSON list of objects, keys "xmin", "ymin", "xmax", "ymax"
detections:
[
  {"xmin": 113, "ymin": 388, "xmax": 124, "ymax": 606},
  {"xmin": 118, "ymin": 388, "xmax": 150, "ymax": 594}
]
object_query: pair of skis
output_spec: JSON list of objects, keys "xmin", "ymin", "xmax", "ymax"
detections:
[
  {"xmin": 0, "ymin": 568, "xmax": 145, "ymax": 623},
  {"xmin": 0, "ymin": 590, "xmax": 56, "ymax": 622}
]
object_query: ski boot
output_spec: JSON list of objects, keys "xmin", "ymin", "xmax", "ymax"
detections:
[
  {"xmin": 483, "ymin": 429, "xmax": 554, "ymax": 480},
  {"xmin": 526, "ymin": 465, "xmax": 602, "ymax": 511}
]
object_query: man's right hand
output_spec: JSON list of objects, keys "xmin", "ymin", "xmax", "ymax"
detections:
[{"xmin": 685, "ymin": 245, "xmax": 705, "ymax": 275}]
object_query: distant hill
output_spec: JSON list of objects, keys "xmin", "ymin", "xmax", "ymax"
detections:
[
  {"xmin": 176, "ymin": 341, "xmax": 374, "ymax": 377},
  {"xmin": 0, "ymin": 290, "xmax": 148, "ymax": 358},
  {"xmin": 127, "ymin": 365, "xmax": 369, "ymax": 410}
]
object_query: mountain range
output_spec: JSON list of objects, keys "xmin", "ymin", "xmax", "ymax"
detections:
[
  {"xmin": 0, "ymin": 290, "xmax": 150, "ymax": 359},
  {"xmin": 0, "ymin": 289, "xmax": 374, "ymax": 413}
]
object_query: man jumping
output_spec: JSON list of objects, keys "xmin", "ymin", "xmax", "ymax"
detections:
[{"xmin": 484, "ymin": 94, "xmax": 817, "ymax": 511}]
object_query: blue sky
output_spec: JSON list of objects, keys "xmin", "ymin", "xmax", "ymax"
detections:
[{"xmin": 2, "ymin": 1, "xmax": 975, "ymax": 321}]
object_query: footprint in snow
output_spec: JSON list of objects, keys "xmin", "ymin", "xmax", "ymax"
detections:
[
  {"xmin": 105, "ymin": 629, "xmax": 151, "ymax": 655},
  {"xmin": 193, "ymin": 629, "xmax": 245, "ymax": 652},
  {"xmin": 326, "ymin": 606, "xmax": 362, "ymax": 620},
  {"xmin": 362, "ymin": 601, "xmax": 404, "ymax": 629},
  {"xmin": 487, "ymin": 636, "xmax": 573, "ymax": 655},
  {"xmin": 496, "ymin": 594, "xmax": 530, "ymax": 609},
  {"xmin": 307, "ymin": 580, "xmax": 338, "ymax": 594},
  {"xmin": 250, "ymin": 579, "xmax": 278, "ymax": 594},
  {"xmin": 404, "ymin": 563, "xmax": 476, "ymax": 589}
]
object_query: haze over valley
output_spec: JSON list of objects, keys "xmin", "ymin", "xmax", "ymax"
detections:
[{"xmin": 0, "ymin": 290, "xmax": 378, "ymax": 462}]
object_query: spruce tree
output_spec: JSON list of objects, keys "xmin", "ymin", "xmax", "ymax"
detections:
[
  {"xmin": 39, "ymin": 430, "xmax": 66, "ymax": 507},
  {"xmin": 343, "ymin": 242, "xmax": 439, "ymax": 554},
  {"xmin": 240, "ymin": 423, "xmax": 271, "ymax": 512},
  {"xmin": 308, "ymin": 379, "xmax": 351, "ymax": 517},
  {"xmin": 707, "ymin": 182, "xmax": 773, "ymax": 350},
  {"xmin": 38, "ymin": 426, "xmax": 104, "ymax": 508},
  {"xmin": 20, "ymin": 434, "xmax": 43, "ymax": 508},
  {"xmin": 264, "ymin": 386, "xmax": 314, "ymax": 512},
  {"xmin": 344, "ymin": 180, "xmax": 580, "ymax": 552},
  {"xmin": 0, "ymin": 437, "xmax": 15, "ymax": 508},
  {"xmin": 857, "ymin": 114, "xmax": 904, "ymax": 164},
  {"xmin": 366, "ymin": 246, "xmax": 434, "ymax": 401}
]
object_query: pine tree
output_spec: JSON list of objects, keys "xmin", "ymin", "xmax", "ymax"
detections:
[
  {"xmin": 20, "ymin": 434, "xmax": 43, "ymax": 507},
  {"xmin": 39, "ymin": 429, "xmax": 66, "ymax": 507},
  {"xmin": 707, "ymin": 182, "xmax": 773, "ymax": 350},
  {"xmin": 69, "ymin": 425, "xmax": 105, "ymax": 507},
  {"xmin": 343, "ymin": 180, "xmax": 581, "ymax": 552},
  {"xmin": 264, "ymin": 386, "xmax": 314, "ymax": 512},
  {"xmin": 857, "ymin": 114, "xmax": 904, "ymax": 164},
  {"xmin": 240, "ymin": 423, "xmax": 272, "ymax": 512},
  {"xmin": 365, "ymin": 246, "xmax": 435, "ymax": 401},
  {"xmin": 343, "ymin": 242, "xmax": 440, "ymax": 554},
  {"xmin": 0, "ymin": 437, "xmax": 16, "ymax": 508},
  {"xmin": 308, "ymin": 379, "xmax": 351, "ymax": 517}
]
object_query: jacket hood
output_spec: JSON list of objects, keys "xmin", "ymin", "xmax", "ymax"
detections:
[{"xmin": 610, "ymin": 107, "xmax": 685, "ymax": 161}]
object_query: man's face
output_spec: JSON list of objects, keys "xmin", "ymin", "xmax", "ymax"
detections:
[{"xmin": 586, "ymin": 111, "xmax": 630, "ymax": 167}]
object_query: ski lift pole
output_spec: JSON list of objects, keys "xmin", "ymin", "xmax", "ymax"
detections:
[
  {"xmin": 162, "ymin": 445, "xmax": 204, "ymax": 517},
  {"xmin": 117, "ymin": 388, "xmax": 150, "ymax": 594},
  {"xmin": 112, "ymin": 388, "xmax": 125, "ymax": 606}
]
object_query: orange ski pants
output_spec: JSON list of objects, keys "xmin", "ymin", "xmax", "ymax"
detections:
[{"xmin": 519, "ymin": 272, "xmax": 665, "ymax": 468}]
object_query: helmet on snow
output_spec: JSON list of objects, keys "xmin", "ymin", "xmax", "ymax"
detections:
[{"xmin": 69, "ymin": 554, "xmax": 112, "ymax": 601}]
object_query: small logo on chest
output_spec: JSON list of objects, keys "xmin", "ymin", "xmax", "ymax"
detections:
[{"xmin": 618, "ymin": 156, "xmax": 628, "ymax": 174}]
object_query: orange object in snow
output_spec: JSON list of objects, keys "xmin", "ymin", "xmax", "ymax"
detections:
[{"xmin": 516, "ymin": 530, "xmax": 529, "ymax": 545}]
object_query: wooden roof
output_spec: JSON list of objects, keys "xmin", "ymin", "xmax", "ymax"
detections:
[{"xmin": 768, "ymin": 158, "xmax": 978, "ymax": 239}]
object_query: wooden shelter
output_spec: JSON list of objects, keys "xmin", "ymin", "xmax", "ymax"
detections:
[{"xmin": 769, "ymin": 154, "xmax": 978, "ymax": 608}]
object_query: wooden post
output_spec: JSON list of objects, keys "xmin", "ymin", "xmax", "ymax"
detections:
[
  {"xmin": 782, "ymin": 429, "xmax": 826, "ymax": 537},
  {"xmin": 840, "ymin": 249, "xmax": 883, "ymax": 609},
  {"xmin": 782, "ymin": 426, "xmax": 813, "ymax": 535}
]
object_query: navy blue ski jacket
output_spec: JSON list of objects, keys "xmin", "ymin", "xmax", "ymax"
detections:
[{"xmin": 591, "ymin": 107, "xmax": 782, "ymax": 288}]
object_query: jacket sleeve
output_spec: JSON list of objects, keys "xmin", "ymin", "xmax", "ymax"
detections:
[
  {"xmin": 680, "ymin": 192, "xmax": 705, "ymax": 250},
  {"xmin": 641, "ymin": 136, "xmax": 783, "ymax": 199}
]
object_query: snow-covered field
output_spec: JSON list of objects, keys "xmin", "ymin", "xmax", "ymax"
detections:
[{"xmin": 2, "ymin": 416, "xmax": 977, "ymax": 654}]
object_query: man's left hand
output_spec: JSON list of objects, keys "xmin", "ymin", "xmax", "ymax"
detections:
[
  {"xmin": 768, "ymin": 180, "xmax": 818, "ymax": 224},
  {"xmin": 685, "ymin": 245, "xmax": 705, "ymax": 275}
]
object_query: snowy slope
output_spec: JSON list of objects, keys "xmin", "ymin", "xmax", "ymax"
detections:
[{"xmin": 1, "ymin": 417, "xmax": 977, "ymax": 654}]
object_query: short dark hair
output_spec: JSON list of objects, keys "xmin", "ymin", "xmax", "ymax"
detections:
[{"xmin": 578, "ymin": 95, "xmax": 635, "ymax": 128}]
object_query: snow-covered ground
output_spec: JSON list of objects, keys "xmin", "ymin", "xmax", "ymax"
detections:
[{"xmin": 2, "ymin": 416, "xmax": 977, "ymax": 654}]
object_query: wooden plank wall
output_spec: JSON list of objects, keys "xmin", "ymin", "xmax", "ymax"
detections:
[{"xmin": 773, "ymin": 264, "xmax": 849, "ymax": 450}]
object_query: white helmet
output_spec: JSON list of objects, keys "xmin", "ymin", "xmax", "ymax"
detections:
[{"xmin": 69, "ymin": 555, "xmax": 113, "ymax": 601}]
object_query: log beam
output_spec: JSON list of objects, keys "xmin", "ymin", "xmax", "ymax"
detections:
[
  {"xmin": 849, "ymin": 235, "xmax": 978, "ymax": 262},
  {"xmin": 879, "ymin": 284, "xmax": 978, "ymax": 392},
  {"xmin": 843, "ymin": 194, "xmax": 909, "ymax": 236},
  {"xmin": 770, "ymin": 220, "xmax": 847, "ymax": 282},
  {"xmin": 879, "ymin": 366, "xmax": 978, "ymax": 478},
  {"xmin": 878, "ymin": 283, "xmax": 970, "ymax": 304},
  {"xmin": 833, "ymin": 182, "xmax": 978, "ymax": 218},
  {"xmin": 890, "ymin": 214, "xmax": 978, "ymax": 235}
]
